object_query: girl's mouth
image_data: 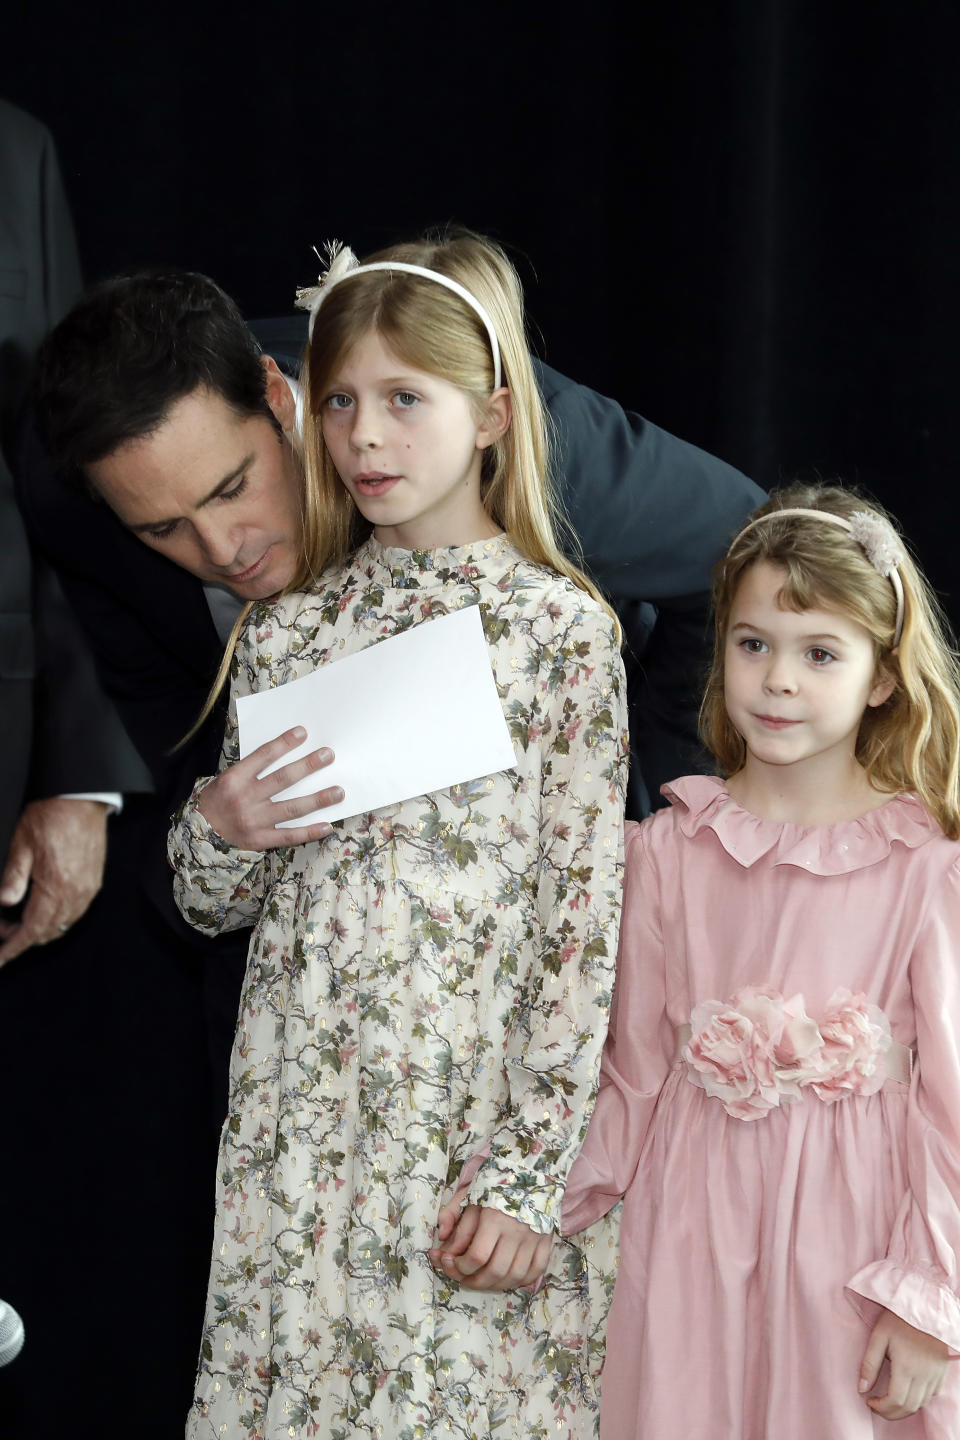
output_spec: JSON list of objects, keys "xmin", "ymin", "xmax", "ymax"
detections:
[{"xmin": 353, "ymin": 474, "xmax": 401, "ymax": 497}]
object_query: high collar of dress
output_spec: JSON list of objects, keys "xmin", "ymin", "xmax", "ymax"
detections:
[{"xmin": 355, "ymin": 532, "xmax": 520, "ymax": 589}]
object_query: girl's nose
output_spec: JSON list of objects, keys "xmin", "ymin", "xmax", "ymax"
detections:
[
  {"xmin": 762, "ymin": 658, "xmax": 798, "ymax": 694},
  {"xmin": 350, "ymin": 403, "xmax": 382, "ymax": 451}
]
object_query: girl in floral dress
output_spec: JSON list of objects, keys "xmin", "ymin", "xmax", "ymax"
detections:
[
  {"xmin": 557, "ymin": 485, "xmax": 960, "ymax": 1438},
  {"xmin": 168, "ymin": 233, "xmax": 629, "ymax": 1439}
]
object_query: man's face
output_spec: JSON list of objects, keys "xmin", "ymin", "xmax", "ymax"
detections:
[{"xmin": 86, "ymin": 360, "xmax": 304, "ymax": 599}]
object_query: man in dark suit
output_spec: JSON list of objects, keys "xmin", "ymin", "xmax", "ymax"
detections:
[
  {"xmin": 0, "ymin": 100, "xmax": 150, "ymax": 964},
  {"xmin": 23, "ymin": 270, "xmax": 764, "ymax": 824}
]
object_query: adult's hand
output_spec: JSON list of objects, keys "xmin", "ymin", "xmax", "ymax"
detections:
[
  {"xmin": 197, "ymin": 727, "xmax": 344, "ymax": 850},
  {"xmin": 0, "ymin": 798, "xmax": 109, "ymax": 966}
]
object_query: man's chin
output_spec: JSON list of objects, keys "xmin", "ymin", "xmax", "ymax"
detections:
[
  {"xmin": 224, "ymin": 553, "xmax": 295, "ymax": 601},
  {"xmin": 237, "ymin": 577, "xmax": 282, "ymax": 601}
]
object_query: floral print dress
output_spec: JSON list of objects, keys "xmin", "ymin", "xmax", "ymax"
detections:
[{"xmin": 169, "ymin": 535, "xmax": 629, "ymax": 1440}]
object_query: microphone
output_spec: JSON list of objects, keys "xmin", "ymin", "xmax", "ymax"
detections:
[{"xmin": 0, "ymin": 1300, "xmax": 24, "ymax": 1366}]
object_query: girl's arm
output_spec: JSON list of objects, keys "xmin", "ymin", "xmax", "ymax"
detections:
[
  {"xmin": 463, "ymin": 601, "xmax": 630, "ymax": 1235},
  {"xmin": 433, "ymin": 818, "xmax": 669, "ymax": 1285},
  {"xmin": 845, "ymin": 855, "xmax": 960, "ymax": 1408},
  {"xmin": 561, "ymin": 818, "xmax": 673, "ymax": 1233},
  {"xmin": 166, "ymin": 605, "xmax": 337, "ymax": 937}
]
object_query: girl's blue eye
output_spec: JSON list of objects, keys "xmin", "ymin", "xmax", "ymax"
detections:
[
  {"xmin": 808, "ymin": 647, "xmax": 835, "ymax": 665},
  {"xmin": 326, "ymin": 393, "xmax": 353, "ymax": 410},
  {"xmin": 739, "ymin": 637, "xmax": 767, "ymax": 654},
  {"xmin": 394, "ymin": 391, "xmax": 418, "ymax": 408}
]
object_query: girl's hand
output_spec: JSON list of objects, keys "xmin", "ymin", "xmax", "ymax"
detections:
[
  {"xmin": 859, "ymin": 1308, "xmax": 949, "ymax": 1419},
  {"xmin": 197, "ymin": 727, "xmax": 344, "ymax": 849},
  {"xmin": 428, "ymin": 1203, "xmax": 553, "ymax": 1292},
  {"xmin": 433, "ymin": 1194, "xmax": 464, "ymax": 1246}
]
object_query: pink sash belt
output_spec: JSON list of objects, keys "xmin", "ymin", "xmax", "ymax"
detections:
[
  {"xmin": 671, "ymin": 988, "xmax": 913, "ymax": 1121},
  {"xmin": 674, "ymin": 1023, "xmax": 913, "ymax": 1084}
]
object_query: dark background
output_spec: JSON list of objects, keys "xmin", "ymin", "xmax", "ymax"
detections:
[
  {"xmin": 2, "ymin": 3, "xmax": 958, "ymax": 1434},
  {"xmin": 5, "ymin": 0, "xmax": 959, "ymax": 620}
]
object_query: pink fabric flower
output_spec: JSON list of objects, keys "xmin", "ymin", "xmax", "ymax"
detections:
[
  {"xmin": 809, "ymin": 987, "xmax": 892, "ymax": 1102},
  {"xmin": 683, "ymin": 986, "xmax": 892, "ymax": 1120}
]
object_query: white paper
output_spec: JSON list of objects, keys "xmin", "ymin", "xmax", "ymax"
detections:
[{"xmin": 236, "ymin": 605, "xmax": 517, "ymax": 827}]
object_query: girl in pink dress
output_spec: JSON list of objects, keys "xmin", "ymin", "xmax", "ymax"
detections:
[{"xmin": 560, "ymin": 485, "xmax": 960, "ymax": 1438}]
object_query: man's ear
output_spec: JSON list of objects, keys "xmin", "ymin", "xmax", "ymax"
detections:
[
  {"xmin": 476, "ymin": 387, "xmax": 512, "ymax": 451},
  {"xmin": 263, "ymin": 356, "xmax": 297, "ymax": 432}
]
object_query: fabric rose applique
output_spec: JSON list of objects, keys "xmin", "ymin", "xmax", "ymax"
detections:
[{"xmin": 682, "ymin": 986, "xmax": 893, "ymax": 1120}]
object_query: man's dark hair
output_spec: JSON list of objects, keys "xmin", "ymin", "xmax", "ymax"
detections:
[{"xmin": 35, "ymin": 269, "xmax": 275, "ymax": 472}]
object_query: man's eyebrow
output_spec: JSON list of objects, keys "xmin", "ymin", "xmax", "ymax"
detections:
[{"xmin": 127, "ymin": 456, "xmax": 253, "ymax": 534}]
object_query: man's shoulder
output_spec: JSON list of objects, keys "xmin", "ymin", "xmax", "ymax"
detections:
[{"xmin": 0, "ymin": 99, "xmax": 48, "ymax": 150}]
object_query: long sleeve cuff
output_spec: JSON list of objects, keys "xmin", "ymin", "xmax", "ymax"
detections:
[
  {"xmin": 59, "ymin": 791, "xmax": 123, "ymax": 814},
  {"xmin": 464, "ymin": 1150, "xmax": 562, "ymax": 1235},
  {"xmin": 846, "ymin": 1259, "xmax": 960, "ymax": 1356},
  {"xmin": 168, "ymin": 778, "xmax": 266, "ymax": 936}
]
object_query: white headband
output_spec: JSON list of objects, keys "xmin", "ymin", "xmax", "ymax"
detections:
[
  {"xmin": 295, "ymin": 243, "xmax": 503, "ymax": 389},
  {"xmin": 731, "ymin": 505, "xmax": 906, "ymax": 646}
]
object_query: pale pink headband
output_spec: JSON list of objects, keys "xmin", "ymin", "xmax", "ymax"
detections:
[{"xmin": 731, "ymin": 506, "xmax": 906, "ymax": 646}]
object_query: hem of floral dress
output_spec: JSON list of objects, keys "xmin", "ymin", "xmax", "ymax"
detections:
[{"xmin": 845, "ymin": 1260, "xmax": 960, "ymax": 1357}]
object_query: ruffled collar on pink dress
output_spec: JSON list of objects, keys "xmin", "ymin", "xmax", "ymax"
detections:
[{"xmin": 662, "ymin": 775, "xmax": 939, "ymax": 876}]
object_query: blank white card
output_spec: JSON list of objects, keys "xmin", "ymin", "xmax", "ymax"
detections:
[{"xmin": 236, "ymin": 605, "xmax": 518, "ymax": 828}]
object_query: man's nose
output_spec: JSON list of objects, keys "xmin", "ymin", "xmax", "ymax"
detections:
[{"xmin": 196, "ymin": 518, "xmax": 241, "ymax": 569}]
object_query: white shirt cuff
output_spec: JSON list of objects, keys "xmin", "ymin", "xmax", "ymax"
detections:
[{"xmin": 58, "ymin": 792, "xmax": 124, "ymax": 815}]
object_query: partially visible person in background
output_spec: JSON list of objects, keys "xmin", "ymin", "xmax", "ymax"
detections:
[
  {"xmin": 0, "ymin": 99, "xmax": 209, "ymax": 1440},
  {"xmin": 0, "ymin": 97, "xmax": 144, "ymax": 962}
]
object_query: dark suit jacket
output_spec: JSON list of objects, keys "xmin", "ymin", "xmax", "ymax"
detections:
[
  {"xmin": 0, "ymin": 99, "xmax": 149, "ymax": 859},
  {"xmin": 15, "ymin": 321, "xmax": 763, "ymax": 901}
]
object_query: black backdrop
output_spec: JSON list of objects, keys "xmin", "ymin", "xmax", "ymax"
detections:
[{"xmin": 6, "ymin": 0, "xmax": 960, "ymax": 622}]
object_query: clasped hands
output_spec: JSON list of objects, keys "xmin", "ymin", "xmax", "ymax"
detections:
[
  {"xmin": 197, "ymin": 726, "xmax": 344, "ymax": 849},
  {"xmin": 428, "ymin": 1195, "xmax": 553, "ymax": 1292}
]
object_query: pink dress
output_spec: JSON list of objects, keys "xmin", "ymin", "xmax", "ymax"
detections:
[{"xmin": 562, "ymin": 777, "xmax": 960, "ymax": 1439}]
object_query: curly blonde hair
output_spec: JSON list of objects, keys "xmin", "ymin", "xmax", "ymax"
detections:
[{"xmin": 700, "ymin": 483, "xmax": 960, "ymax": 837}]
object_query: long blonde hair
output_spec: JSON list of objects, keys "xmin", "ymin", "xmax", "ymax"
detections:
[
  {"xmin": 700, "ymin": 482, "xmax": 960, "ymax": 836},
  {"xmin": 294, "ymin": 229, "xmax": 614, "ymax": 624},
  {"xmin": 187, "ymin": 230, "xmax": 617, "ymax": 743}
]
